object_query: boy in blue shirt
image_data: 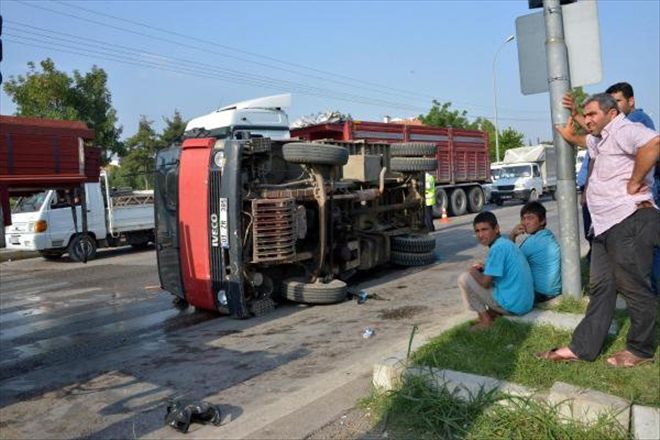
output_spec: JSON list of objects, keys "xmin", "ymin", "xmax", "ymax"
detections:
[
  {"xmin": 509, "ymin": 201, "xmax": 562, "ymax": 302},
  {"xmin": 457, "ymin": 211, "xmax": 534, "ymax": 330}
]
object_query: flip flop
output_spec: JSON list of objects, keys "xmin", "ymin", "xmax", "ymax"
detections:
[
  {"xmin": 535, "ymin": 347, "xmax": 580, "ymax": 363},
  {"xmin": 606, "ymin": 350, "xmax": 654, "ymax": 368}
]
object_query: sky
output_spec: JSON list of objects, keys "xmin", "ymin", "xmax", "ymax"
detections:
[{"xmin": 1, "ymin": 0, "xmax": 658, "ymax": 144}]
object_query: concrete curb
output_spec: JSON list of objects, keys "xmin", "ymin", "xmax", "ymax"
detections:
[
  {"xmin": 504, "ymin": 309, "xmax": 619, "ymax": 336},
  {"xmin": 0, "ymin": 249, "xmax": 40, "ymax": 262}
]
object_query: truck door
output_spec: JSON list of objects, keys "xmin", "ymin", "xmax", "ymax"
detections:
[{"xmin": 154, "ymin": 146, "xmax": 185, "ymax": 299}]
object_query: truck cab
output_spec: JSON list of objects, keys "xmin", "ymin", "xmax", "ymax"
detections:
[{"xmin": 491, "ymin": 162, "xmax": 542, "ymax": 205}]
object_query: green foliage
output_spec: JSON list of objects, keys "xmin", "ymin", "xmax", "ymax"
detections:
[
  {"xmin": 3, "ymin": 59, "xmax": 123, "ymax": 164},
  {"xmin": 109, "ymin": 110, "xmax": 187, "ymax": 191},
  {"xmin": 419, "ymin": 101, "xmax": 525, "ymax": 163},
  {"xmin": 412, "ymin": 318, "xmax": 659, "ymax": 406},
  {"xmin": 368, "ymin": 378, "xmax": 628, "ymax": 440}
]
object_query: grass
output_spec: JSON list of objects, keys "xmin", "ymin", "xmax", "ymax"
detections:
[
  {"xmin": 411, "ymin": 317, "xmax": 659, "ymax": 407},
  {"xmin": 365, "ymin": 376, "xmax": 629, "ymax": 440},
  {"xmin": 536, "ymin": 295, "xmax": 589, "ymax": 314}
]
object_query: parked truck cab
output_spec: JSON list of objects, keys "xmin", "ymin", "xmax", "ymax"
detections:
[{"xmin": 4, "ymin": 172, "xmax": 155, "ymax": 261}]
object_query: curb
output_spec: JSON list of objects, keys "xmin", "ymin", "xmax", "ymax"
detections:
[{"xmin": 0, "ymin": 250, "xmax": 40, "ymax": 263}]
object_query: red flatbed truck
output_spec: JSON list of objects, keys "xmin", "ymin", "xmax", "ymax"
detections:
[{"xmin": 291, "ymin": 120, "xmax": 490, "ymax": 216}]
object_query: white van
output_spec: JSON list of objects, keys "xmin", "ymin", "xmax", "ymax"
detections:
[{"xmin": 5, "ymin": 171, "xmax": 154, "ymax": 261}]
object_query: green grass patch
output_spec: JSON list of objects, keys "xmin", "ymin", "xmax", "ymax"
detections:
[
  {"xmin": 536, "ymin": 295, "xmax": 589, "ymax": 314},
  {"xmin": 366, "ymin": 376, "xmax": 629, "ymax": 440},
  {"xmin": 411, "ymin": 318, "xmax": 659, "ymax": 406}
]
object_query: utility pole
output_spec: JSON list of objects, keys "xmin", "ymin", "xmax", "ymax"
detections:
[{"xmin": 543, "ymin": 0, "xmax": 581, "ymax": 297}]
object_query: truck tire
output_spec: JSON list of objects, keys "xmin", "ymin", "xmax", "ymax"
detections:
[
  {"xmin": 67, "ymin": 234, "xmax": 97, "ymax": 262},
  {"xmin": 282, "ymin": 143, "xmax": 349, "ymax": 166},
  {"xmin": 390, "ymin": 157, "xmax": 437, "ymax": 172},
  {"xmin": 283, "ymin": 278, "xmax": 348, "ymax": 304},
  {"xmin": 527, "ymin": 189, "xmax": 539, "ymax": 203},
  {"xmin": 390, "ymin": 250, "xmax": 436, "ymax": 267},
  {"xmin": 390, "ymin": 143, "xmax": 437, "ymax": 157},
  {"xmin": 39, "ymin": 250, "xmax": 65, "ymax": 261},
  {"xmin": 432, "ymin": 188, "xmax": 448, "ymax": 217},
  {"xmin": 448, "ymin": 188, "xmax": 467, "ymax": 216},
  {"xmin": 467, "ymin": 186, "xmax": 485, "ymax": 213},
  {"xmin": 391, "ymin": 234, "xmax": 436, "ymax": 253}
]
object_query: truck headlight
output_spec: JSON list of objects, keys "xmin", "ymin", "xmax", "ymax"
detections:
[
  {"xmin": 31, "ymin": 220, "xmax": 48, "ymax": 233},
  {"xmin": 514, "ymin": 184, "xmax": 525, "ymax": 190}
]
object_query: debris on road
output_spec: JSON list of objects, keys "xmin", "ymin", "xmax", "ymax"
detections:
[{"xmin": 165, "ymin": 399, "xmax": 223, "ymax": 433}]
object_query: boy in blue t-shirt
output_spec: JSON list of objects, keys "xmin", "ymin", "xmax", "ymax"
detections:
[
  {"xmin": 509, "ymin": 201, "xmax": 562, "ymax": 302},
  {"xmin": 457, "ymin": 211, "xmax": 534, "ymax": 330}
]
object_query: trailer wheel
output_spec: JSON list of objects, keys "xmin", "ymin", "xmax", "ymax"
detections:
[
  {"xmin": 68, "ymin": 234, "xmax": 97, "ymax": 262},
  {"xmin": 39, "ymin": 250, "xmax": 65, "ymax": 261},
  {"xmin": 432, "ymin": 188, "xmax": 448, "ymax": 218},
  {"xmin": 391, "ymin": 234, "xmax": 436, "ymax": 253},
  {"xmin": 390, "ymin": 143, "xmax": 437, "ymax": 157},
  {"xmin": 390, "ymin": 157, "xmax": 437, "ymax": 172},
  {"xmin": 282, "ymin": 143, "xmax": 349, "ymax": 166},
  {"xmin": 467, "ymin": 186, "xmax": 485, "ymax": 213},
  {"xmin": 283, "ymin": 278, "xmax": 348, "ymax": 304},
  {"xmin": 390, "ymin": 250, "xmax": 436, "ymax": 267},
  {"xmin": 448, "ymin": 188, "xmax": 467, "ymax": 216}
]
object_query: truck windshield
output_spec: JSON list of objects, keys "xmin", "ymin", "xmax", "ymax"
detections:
[
  {"xmin": 501, "ymin": 166, "xmax": 531, "ymax": 178},
  {"xmin": 12, "ymin": 192, "xmax": 48, "ymax": 213}
]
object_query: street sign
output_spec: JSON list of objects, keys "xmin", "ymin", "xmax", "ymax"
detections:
[{"xmin": 516, "ymin": 0, "xmax": 602, "ymax": 95}]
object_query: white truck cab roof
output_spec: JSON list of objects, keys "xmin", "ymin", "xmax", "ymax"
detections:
[{"xmin": 185, "ymin": 94, "xmax": 291, "ymax": 140}]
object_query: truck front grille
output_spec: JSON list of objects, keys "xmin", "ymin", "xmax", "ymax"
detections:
[
  {"xmin": 497, "ymin": 185, "xmax": 514, "ymax": 191},
  {"xmin": 251, "ymin": 198, "xmax": 296, "ymax": 263}
]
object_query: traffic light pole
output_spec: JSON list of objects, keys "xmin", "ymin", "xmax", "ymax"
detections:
[{"xmin": 543, "ymin": 0, "xmax": 582, "ymax": 298}]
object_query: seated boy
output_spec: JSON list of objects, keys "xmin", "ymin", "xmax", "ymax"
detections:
[
  {"xmin": 457, "ymin": 211, "xmax": 534, "ymax": 329},
  {"xmin": 509, "ymin": 201, "xmax": 562, "ymax": 302}
]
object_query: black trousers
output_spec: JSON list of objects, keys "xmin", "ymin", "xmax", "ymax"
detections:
[
  {"xmin": 570, "ymin": 207, "xmax": 660, "ymax": 361},
  {"xmin": 425, "ymin": 206, "xmax": 435, "ymax": 231}
]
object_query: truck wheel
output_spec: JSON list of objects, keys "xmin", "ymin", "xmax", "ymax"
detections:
[
  {"xmin": 527, "ymin": 189, "xmax": 539, "ymax": 202},
  {"xmin": 390, "ymin": 143, "xmax": 436, "ymax": 157},
  {"xmin": 432, "ymin": 188, "xmax": 448, "ymax": 217},
  {"xmin": 391, "ymin": 250, "xmax": 436, "ymax": 267},
  {"xmin": 283, "ymin": 278, "xmax": 348, "ymax": 304},
  {"xmin": 68, "ymin": 234, "xmax": 97, "ymax": 262},
  {"xmin": 390, "ymin": 157, "xmax": 437, "ymax": 172},
  {"xmin": 39, "ymin": 250, "xmax": 65, "ymax": 261},
  {"xmin": 391, "ymin": 234, "xmax": 436, "ymax": 253},
  {"xmin": 282, "ymin": 143, "xmax": 349, "ymax": 166},
  {"xmin": 467, "ymin": 186, "xmax": 485, "ymax": 213},
  {"xmin": 448, "ymin": 188, "xmax": 467, "ymax": 216}
]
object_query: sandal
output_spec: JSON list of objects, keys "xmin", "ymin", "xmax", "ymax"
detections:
[
  {"xmin": 606, "ymin": 350, "xmax": 654, "ymax": 368},
  {"xmin": 535, "ymin": 347, "xmax": 580, "ymax": 363}
]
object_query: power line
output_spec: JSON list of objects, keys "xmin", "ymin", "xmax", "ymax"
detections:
[
  {"xmin": 5, "ymin": 23, "xmax": 549, "ymax": 122},
  {"xmin": 14, "ymin": 0, "xmax": 548, "ymax": 115}
]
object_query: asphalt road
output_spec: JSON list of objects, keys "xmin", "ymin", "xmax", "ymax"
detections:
[{"xmin": 0, "ymin": 200, "xmax": 584, "ymax": 439}]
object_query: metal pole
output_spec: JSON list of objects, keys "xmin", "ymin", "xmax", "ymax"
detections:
[
  {"xmin": 492, "ymin": 35, "xmax": 514, "ymax": 163},
  {"xmin": 543, "ymin": 0, "xmax": 581, "ymax": 298}
]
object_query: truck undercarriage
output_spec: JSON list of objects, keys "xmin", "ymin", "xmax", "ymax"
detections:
[{"xmin": 155, "ymin": 137, "xmax": 437, "ymax": 318}]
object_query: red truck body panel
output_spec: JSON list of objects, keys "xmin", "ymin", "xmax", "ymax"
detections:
[
  {"xmin": 0, "ymin": 115, "xmax": 100, "ymax": 226},
  {"xmin": 177, "ymin": 138, "xmax": 216, "ymax": 311},
  {"xmin": 291, "ymin": 120, "xmax": 490, "ymax": 185}
]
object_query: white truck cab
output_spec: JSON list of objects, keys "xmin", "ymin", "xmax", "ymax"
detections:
[
  {"xmin": 5, "ymin": 172, "xmax": 155, "ymax": 261},
  {"xmin": 491, "ymin": 145, "xmax": 557, "ymax": 206},
  {"xmin": 185, "ymin": 94, "xmax": 291, "ymax": 140}
]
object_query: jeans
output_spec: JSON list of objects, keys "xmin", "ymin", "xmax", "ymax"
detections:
[{"xmin": 569, "ymin": 207, "xmax": 660, "ymax": 361}]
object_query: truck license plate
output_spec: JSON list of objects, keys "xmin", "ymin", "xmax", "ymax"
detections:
[{"xmin": 219, "ymin": 198, "xmax": 230, "ymax": 249}]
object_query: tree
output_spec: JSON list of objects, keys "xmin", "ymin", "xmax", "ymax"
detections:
[
  {"xmin": 111, "ymin": 116, "xmax": 159, "ymax": 190},
  {"xmin": 158, "ymin": 110, "xmax": 187, "ymax": 148},
  {"xmin": 3, "ymin": 58, "xmax": 123, "ymax": 164},
  {"xmin": 419, "ymin": 100, "xmax": 473, "ymax": 129},
  {"xmin": 498, "ymin": 127, "xmax": 525, "ymax": 161}
]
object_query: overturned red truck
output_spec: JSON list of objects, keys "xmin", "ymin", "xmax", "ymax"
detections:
[{"xmin": 155, "ymin": 95, "xmax": 443, "ymax": 317}]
